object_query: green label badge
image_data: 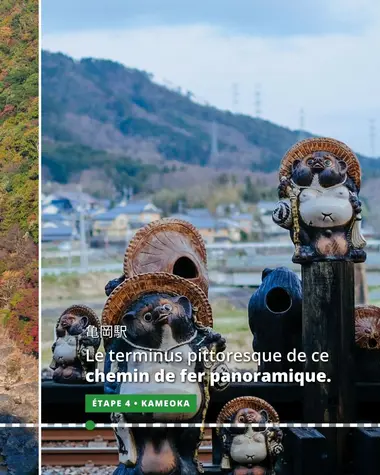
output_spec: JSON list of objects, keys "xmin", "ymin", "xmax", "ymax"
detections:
[{"xmin": 85, "ymin": 394, "xmax": 197, "ymax": 413}]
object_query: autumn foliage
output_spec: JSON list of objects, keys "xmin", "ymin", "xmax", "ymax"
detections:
[{"xmin": 0, "ymin": 0, "xmax": 38, "ymax": 356}]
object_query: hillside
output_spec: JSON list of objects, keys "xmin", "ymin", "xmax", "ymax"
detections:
[
  {"xmin": 0, "ymin": 0, "xmax": 38, "ymax": 357},
  {"xmin": 0, "ymin": 0, "xmax": 38, "ymax": 241},
  {"xmin": 42, "ymin": 51, "xmax": 380, "ymax": 207},
  {"xmin": 42, "ymin": 51, "xmax": 303, "ymax": 173}
]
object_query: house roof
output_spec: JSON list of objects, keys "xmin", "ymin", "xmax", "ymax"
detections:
[
  {"xmin": 231, "ymin": 213, "xmax": 253, "ymax": 220},
  {"xmin": 42, "ymin": 213, "xmax": 66, "ymax": 222},
  {"xmin": 218, "ymin": 218, "xmax": 242, "ymax": 229},
  {"xmin": 42, "ymin": 224, "xmax": 73, "ymax": 241},
  {"xmin": 170, "ymin": 214, "xmax": 229, "ymax": 230},
  {"xmin": 185, "ymin": 208, "xmax": 213, "ymax": 219},
  {"xmin": 94, "ymin": 201, "xmax": 160, "ymax": 221},
  {"xmin": 48, "ymin": 191, "xmax": 98, "ymax": 205}
]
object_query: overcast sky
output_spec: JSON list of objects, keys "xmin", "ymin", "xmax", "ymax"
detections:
[{"xmin": 42, "ymin": 0, "xmax": 380, "ymax": 156}]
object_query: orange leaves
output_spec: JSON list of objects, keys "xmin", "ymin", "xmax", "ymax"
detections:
[{"xmin": 0, "ymin": 26, "xmax": 12, "ymax": 44}]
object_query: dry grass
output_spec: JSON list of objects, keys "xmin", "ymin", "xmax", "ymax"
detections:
[
  {"xmin": 42, "ymin": 272, "xmax": 116, "ymax": 303},
  {"xmin": 0, "ymin": 331, "xmax": 38, "ymax": 424}
]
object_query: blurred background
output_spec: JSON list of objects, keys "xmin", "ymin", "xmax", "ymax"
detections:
[{"xmin": 41, "ymin": 0, "xmax": 380, "ymax": 372}]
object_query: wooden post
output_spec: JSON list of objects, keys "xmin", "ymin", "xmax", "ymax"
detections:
[
  {"xmin": 302, "ymin": 262, "xmax": 355, "ymax": 422},
  {"xmin": 354, "ymin": 262, "xmax": 368, "ymax": 304}
]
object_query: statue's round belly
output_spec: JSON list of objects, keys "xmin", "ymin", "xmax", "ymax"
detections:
[
  {"xmin": 299, "ymin": 195, "xmax": 352, "ymax": 228},
  {"xmin": 119, "ymin": 360, "xmax": 203, "ymax": 421},
  {"xmin": 53, "ymin": 340, "xmax": 77, "ymax": 363},
  {"xmin": 230, "ymin": 435, "xmax": 267, "ymax": 464}
]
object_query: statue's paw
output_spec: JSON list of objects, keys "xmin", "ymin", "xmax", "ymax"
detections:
[
  {"xmin": 111, "ymin": 412, "xmax": 125, "ymax": 424},
  {"xmin": 293, "ymin": 248, "xmax": 314, "ymax": 263},
  {"xmin": 272, "ymin": 201, "xmax": 292, "ymax": 229},
  {"xmin": 349, "ymin": 195, "xmax": 362, "ymax": 214},
  {"xmin": 209, "ymin": 333, "xmax": 226, "ymax": 353},
  {"xmin": 278, "ymin": 179, "xmax": 291, "ymax": 199},
  {"xmin": 348, "ymin": 249, "xmax": 366, "ymax": 262}
]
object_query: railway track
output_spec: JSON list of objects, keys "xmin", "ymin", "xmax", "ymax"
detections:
[{"xmin": 42, "ymin": 428, "xmax": 213, "ymax": 467}]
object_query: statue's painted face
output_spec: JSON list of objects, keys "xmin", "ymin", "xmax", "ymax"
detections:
[
  {"xmin": 291, "ymin": 152, "xmax": 349, "ymax": 188},
  {"xmin": 301, "ymin": 152, "xmax": 347, "ymax": 175},
  {"xmin": 57, "ymin": 313, "xmax": 88, "ymax": 336},
  {"xmin": 120, "ymin": 293, "xmax": 195, "ymax": 348},
  {"xmin": 233, "ymin": 408, "xmax": 265, "ymax": 424}
]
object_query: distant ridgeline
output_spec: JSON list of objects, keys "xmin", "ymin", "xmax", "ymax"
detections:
[
  {"xmin": 41, "ymin": 50, "xmax": 380, "ymax": 196},
  {"xmin": 0, "ymin": 0, "xmax": 38, "ymax": 356}
]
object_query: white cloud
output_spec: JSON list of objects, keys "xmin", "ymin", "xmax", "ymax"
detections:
[{"xmin": 43, "ymin": 6, "xmax": 380, "ymax": 156}]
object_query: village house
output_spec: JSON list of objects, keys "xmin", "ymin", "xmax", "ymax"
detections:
[
  {"xmin": 170, "ymin": 212, "xmax": 241, "ymax": 244},
  {"xmin": 41, "ymin": 213, "xmax": 76, "ymax": 243},
  {"xmin": 42, "ymin": 191, "xmax": 105, "ymax": 213},
  {"xmin": 229, "ymin": 213, "xmax": 254, "ymax": 235},
  {"xmin": 41, "ymin": 221, "xmax": 75, "ymax": 243},
  {"xmin": 92, "ymin": 200, "xmax": 161, "ymax": 242}
]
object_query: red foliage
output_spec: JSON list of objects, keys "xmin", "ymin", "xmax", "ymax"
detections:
[
  {"xmin": 0, "ymin": 225, "xmax": 38, "ymax": 356},
  {"xmin": 0, "ymin": 104, "xmax": 15, "ymax": 117},
  {"xmin": 5, "ymin": 288, "xmax": 38, "ymax": 356}
]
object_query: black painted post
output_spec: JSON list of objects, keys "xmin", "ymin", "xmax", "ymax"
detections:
[
  {"xmin": 302, "ymin": 261, "xmax": 355, "ymax": 422},
  {"xmin": 353, "ymin": 428, "xmax": 380, "ymax": 475},
  {"xmin": 282, "ymin": 428, "xmax": 330, "ymax": 475}
]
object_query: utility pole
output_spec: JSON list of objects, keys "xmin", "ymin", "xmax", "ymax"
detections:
[
  {"xmin": 79, "ymin": 209, "xmax": 88, "ymax": 272},
  {"xmin": 121, "ymin": 187, "xmax": 128, "ymax": 206},
  {"xmin": 298, "ymin": 108, "xmax": 305, "ymax": 141},
  {"xmin": 370, "ymin": 118, "xmax": 376, "ymax": 158},
  {"xmin": 77, "ymin": 185, "xmax": 88, "ymax": 273},
  {"xmin": 232, "ymin": 83, "xmax": 239, "ymax": 113},
  {"xmin": 67, "ymin": 213, "xmax": 75, "ymax": 270},
  {"xmin": 210, "ymin": 121, "xmax": 219, "ymax": 162},
  {"xmin": 255, "ymin": 83, "xmax": 261, "ymax": 118}
]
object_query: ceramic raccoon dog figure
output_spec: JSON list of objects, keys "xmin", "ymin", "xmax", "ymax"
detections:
[
  {"xmin": 272, "ymin": 138, "xmax": 366, "ymax": 263},
  {"xmin": 101, "ymin": 271, "xmax": 226, "ymax": 475}
]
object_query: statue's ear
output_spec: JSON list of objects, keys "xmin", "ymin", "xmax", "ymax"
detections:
[
  {"xmin": 259, "ymin": 409, "xmax": 269, "ymax": 423},
  {"xmin": 292, "ymin": 159, "xmax": 301, "ymax": 170},
  {"xmin": 262, "ymin": 268, "xmax": 273, "ymax": 280},
  {"xmin": 105, "ymin": 276, "xmax": 125, "ymax": 296},
  {"xmin": 121, "ymin": 311, "xmax": 136, "ymax": 324},
  {"xmin": 172, "ymin": 296, "xmax": 192, "ymax": 315},
  {"xmin": 80, "ymin": 316, "xmax": 88, "ymax": 328},
  {"xmin": 338, "ymin": 160, "xmax": 348, "ymax": 173}
]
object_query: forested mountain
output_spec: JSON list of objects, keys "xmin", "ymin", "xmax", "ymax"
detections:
[
  {"xmin": 0, "ymin": 0, "xmax": 38, "ymax": 355},
  {"xmin": 42, "ymin": 50, "xmax": 380, "ymax": 192}
]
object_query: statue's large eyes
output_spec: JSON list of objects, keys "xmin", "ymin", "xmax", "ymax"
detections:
[
  {"xmin": 144, "ymin": 312, "xmax": 152, "ymax": 322},
  {"xmin": 307, "ymin": 159, "xmax": 313, "ymax": 166},
  {"xmin": 163, "ymin": 304, "xmax": 172, "ymax": 312},
  {"xmin": 238, "ymin": 415, "xmax": 245, "ymax": 423},
  {"xmin": 324, "ymin": 159, "xmax": 332, "ymax": 167}
]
